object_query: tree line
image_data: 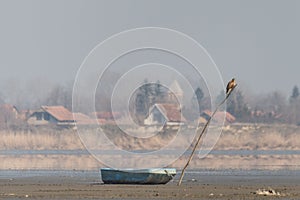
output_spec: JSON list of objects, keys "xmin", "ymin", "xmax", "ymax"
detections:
[{"xmin": 0, "ymin": 78, "xmax": 300, "ymax": 125}]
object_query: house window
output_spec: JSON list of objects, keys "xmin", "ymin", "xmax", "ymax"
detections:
[
  {"xmin": 36, "ymin": 112, "xmax": 43, "ymax": 120},
  {"xmin": 44, "ymin": 113, "xmax": 50, "ymax": 121}
]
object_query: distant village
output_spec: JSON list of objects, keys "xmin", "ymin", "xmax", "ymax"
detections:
[{"xmin": 0, "ymin": 80, "xmax": 299, "ymax": 130}]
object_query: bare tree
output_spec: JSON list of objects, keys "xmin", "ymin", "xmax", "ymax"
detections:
[
  {"xmin": 290, "ymin": 85, "xmax": 299, "ymax": 102},
  {"xmin": 43, "ymin": 83, "xmax": 72, "ymax": 110},
  {"xmin": 287, "ymin": 85, "xmax": 300, "ymax": 124},
  {"xmin": 251, "ymin": 91, "xmax": 287, "ymax": 123},
  {"xmin": 226, "ymin": 89, "xmax": 251, "ymax": 121}
]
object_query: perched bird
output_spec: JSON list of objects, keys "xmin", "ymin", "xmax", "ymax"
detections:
[{"xmin": 226, "ymin": 78, "xmax": 236, "ymax": 94}]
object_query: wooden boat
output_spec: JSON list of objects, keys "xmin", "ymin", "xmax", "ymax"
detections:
[{"xmin": 100, "ymin": 168, "xmax": 176, "ymax": 184}]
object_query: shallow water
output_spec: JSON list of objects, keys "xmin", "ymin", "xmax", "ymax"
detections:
[
  {"xmin": 1, "ymin": 149, "xmax": 299, "ymax": 171},
  {"xmin": 1, "ymin": 169, "xmax": 300, "ymax": 183},
  {"xmin": 1, "ymin": 149, "xmax": 300, "ymax": 155}
]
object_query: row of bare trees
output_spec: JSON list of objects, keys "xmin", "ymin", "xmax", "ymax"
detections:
[
  {"xmin": 0, "ymin": 80, "xmax": 73, "ymax": 111},
  {"xmin": 187, "ymin": 85, "xmax": 300, "ymax": 125},
  {"xmin": 223, "ymin": 85, "xmax": 300, "ymax": 125}
]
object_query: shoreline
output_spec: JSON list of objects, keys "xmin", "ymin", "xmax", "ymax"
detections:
[{"xmin": 1, "ymin": 153, "xmax": 299, "ymax": 170}]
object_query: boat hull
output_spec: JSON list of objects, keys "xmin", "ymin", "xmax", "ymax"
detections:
[{"xmin": 100, "ymin": 168, "xmax": 176, "ymax": 184}]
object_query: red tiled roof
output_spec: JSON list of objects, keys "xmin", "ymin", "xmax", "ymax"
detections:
[
  {"xmin": 73, "ymin": 112, "xmax": 97, "ymax": 125},
  {"xmin": 41, "ymin": 106, "xmax": 74, "ymax": 122},
  {"xmin": 97, "ymin": 118, "xmax": 116, "ymax": 125},
  {"xmin": 201, "ymin": 110, "xmax": 235, "ymax": 123},
  {"xmin": 154, "ymin": 104, "xmax": 186, "ymax": 122}
]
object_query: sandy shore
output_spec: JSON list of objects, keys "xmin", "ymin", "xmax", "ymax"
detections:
[{"xmin": 0, "ymin": 170, "xmax": 299, "ymax": 199}]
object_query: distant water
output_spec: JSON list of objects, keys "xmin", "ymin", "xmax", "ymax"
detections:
[
  {"xmin": 186, "ymin": 168, "xmax": 300, "ymax": 176},
  {"xmin": 0, "ymin": 149, "xmax": 300, "ymax": 156},
  {"xmin": 1, "ymin": 169, "xmax": 300, "ymax": 178},
  {"xmin": 181, "ymin": 169, "xmax": 300, "ymax": 186},
  {"xmin": 0, "ymin": 169, "xmax": 96, "ymax": 179}
]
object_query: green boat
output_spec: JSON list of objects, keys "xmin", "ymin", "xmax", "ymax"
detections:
[{"xmin": 100, "ymin": 168, "xmax": 176, "ymax": 184}]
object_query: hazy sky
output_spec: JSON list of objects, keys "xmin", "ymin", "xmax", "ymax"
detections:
[{"xmin": 0, "ymin": 0, "xmax": 299, "ymax": 95}]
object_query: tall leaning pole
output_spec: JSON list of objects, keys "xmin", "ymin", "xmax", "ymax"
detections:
[{"xmin": 177, "ymin": 83, "xmax": 237, "ymax": 186}]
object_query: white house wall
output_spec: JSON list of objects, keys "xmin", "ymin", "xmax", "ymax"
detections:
[{"xmin": 144, "ymin": 107, "xmax": 166, "ymax": 125}]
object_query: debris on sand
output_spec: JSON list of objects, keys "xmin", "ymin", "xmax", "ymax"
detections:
[{"xmin": 255, "ymin": 188, "xmax": 281, "ymax": 196}]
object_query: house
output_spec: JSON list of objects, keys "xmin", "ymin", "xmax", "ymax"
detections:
[
  {"xmin": 18, "ymin": 109, "xmax": 34, "ymax": 121},
  {"xmin": 27, "ymin": 106, "xmax": 75, "ymax": 126},
  {"xmin": 0, "ymin": 104, "xmax": 20, "ymax": 128},
  {"xmin": 199, "ymin": 110, "xmax": 235, "ymax": 124},
  {"xmin": 144, "ymin": 103, "xmax": 186, "ymax": 126}
]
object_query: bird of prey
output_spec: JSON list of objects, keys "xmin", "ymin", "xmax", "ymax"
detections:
[{"xmin": 226, "ymin": 78, "xmax": 236, "ymax": 94}]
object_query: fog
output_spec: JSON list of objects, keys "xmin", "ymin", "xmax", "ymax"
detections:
[{"xmin": 0, "ymin": 0, "xmax": 299, "ymax": 111}]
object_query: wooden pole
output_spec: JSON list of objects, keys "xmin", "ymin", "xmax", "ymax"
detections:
[{"xmin": 177, "ymin": 85, "xmax": 237, "ymax": 186}]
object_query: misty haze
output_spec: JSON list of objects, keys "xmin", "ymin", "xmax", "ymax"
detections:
[{"xmin": 0, "ymin": 1, "xmax": 300, "ymax": 200}]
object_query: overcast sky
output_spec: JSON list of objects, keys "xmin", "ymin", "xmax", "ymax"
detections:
[{"xmin": 0, "ymin": 0, "xmax": 299, "ymax": 95}]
